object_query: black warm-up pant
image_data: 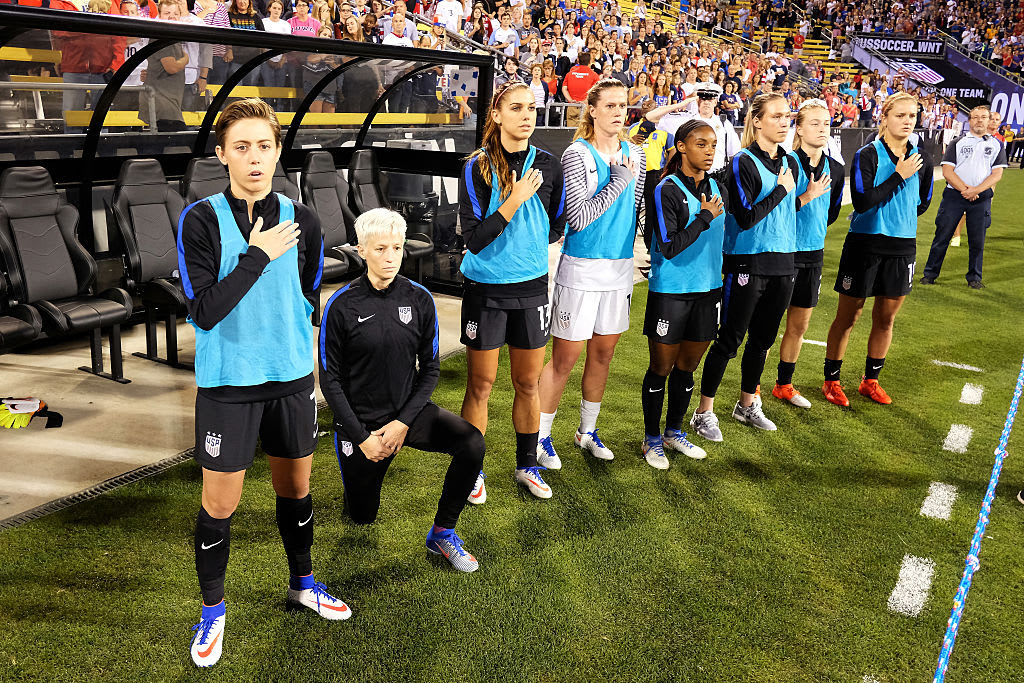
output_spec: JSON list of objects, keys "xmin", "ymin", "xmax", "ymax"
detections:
[
  {"xmin": 923, "ymin": 191, "xmax": 992, "ymax": 284},
  {"xmin": 336, "ymin": 402, "xmax": 484, "ymax": 528},
  {"xmin": 700, "ymin": 272, "xmax": 795, "ymax": 398}
]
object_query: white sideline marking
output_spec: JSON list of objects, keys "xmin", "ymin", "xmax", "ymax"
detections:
[
  {"xmin": 920, "ymin": 482, "xmax": 958, "ymax": 520},
  {"xmin": 942, "ymin": 424, "xmax": 974, "ymax": 454},
  {"xmin": 960, "ymin": 383, "xmax": 984, "ymax": 405},
  {"xmin": 803, "ymin": 339, "xmax": 827, "ymax": 347},
  {"xmin": 932, "ymin": 360, "xmax": 984, "ymax": 372},
  {"xmin": 863, "ymin": 676, "xmax": 881, "ymax": 683},
  {"xmin": 888, "ymin": 555, "xmax": 936, "ymax": 617}
]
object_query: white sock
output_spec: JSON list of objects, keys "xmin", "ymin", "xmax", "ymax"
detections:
[
  {"xmin": 539, "ymin": 410, "xmax": 556, "ymax": 440},
  {"xmin": 579, "ymin": 400, "xmax": 601, "ymax": 434}
]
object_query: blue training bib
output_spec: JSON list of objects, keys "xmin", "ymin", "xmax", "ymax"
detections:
[
  {"xmin": 562, "ymin": 140, "xmax": 638, "ymax": 261},
  {"xmin": 723, "ymin": 149, "xmax": 797, "ymax": 255},
  {"xmin": 849, "ymin": 139, "xmax": 923, "ymax": 239},
  {"xmin": 650, "ymin": 174, "xmax": 725, "ymax": 294},
  {"xmin": 191, "ymin": 192, "xmax": 315, "ymax": 388},
  {"xmin": 794, "ymin": 154, "xmax": 832, "ymax": 252},
  {"xmin": 460, "ymin": 146, "xmax": 550, "ymax": 284}
]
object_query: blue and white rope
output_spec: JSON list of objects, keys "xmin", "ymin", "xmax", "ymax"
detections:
[{"xmin": 933, "ymin": 353, "xmax": 1024, "ymax": 683}]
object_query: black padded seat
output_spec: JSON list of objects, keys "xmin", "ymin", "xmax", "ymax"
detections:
[
  {"xmin": 181, "ymin": 156, "xmax": 228, "ymax": 204},
  {"xmin": 272, "ymin": 161, "xmax": 299, "ymax": 201},
  {"xmin": 300, "ymin": 151, "xmax": 364, "ymax": 282},
  {"xmin": 108, "ymin": 158, "xmax": 191, "ymax": 369},
  {"xmin": 0, "ymin": 166, "xmax": 132, "ymax": 382},
  {"xmin": 349, "ymin": 148, "xmax": 434, "ymax": 282},
  {"xmin": 0, "ymin": 305, "xmax": 41, "ymax": 350}
]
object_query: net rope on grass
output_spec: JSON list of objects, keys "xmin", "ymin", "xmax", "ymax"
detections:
[{"xmin": 933, "ymin": 353, "xmax": 1024, "ymax": 683}]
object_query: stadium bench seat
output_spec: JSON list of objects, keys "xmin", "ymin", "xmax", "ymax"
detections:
[
  {"xmin": 349, "ymin": 148, "xmax": 434, "ymax": 283},
  {"xmin": 107, "ymin": 158, "xmax": 192, "ymax": 370},
  {"xmin": 0, "ymin": 166, "xmax": 132, "ymax": 382},
  {"xmin": 300, "ymin": 150, "xmax": 365, "ymax": 284},
  {"xmin": 181, "ymin": 156, "xmax": 228, "ymax": 204}
]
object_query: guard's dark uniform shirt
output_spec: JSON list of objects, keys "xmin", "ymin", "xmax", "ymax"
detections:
[
  {"xmin": 318, "ymin": 274, "xmax": 440, "ymax": 446},
  {"xmin": 178, "ymin": 187, "xmax": 324, "ymax": 402}
]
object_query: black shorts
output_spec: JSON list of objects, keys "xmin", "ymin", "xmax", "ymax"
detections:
[
  {"xmin": 194, "ymin": 385, "xmax": 318, "ymax": 472},
  {"xmin": 643, "ymin": 289, "xmax": 721, "ymax": 344},
  {"xmin": 834, "ymin": 238, "xmax": 915, "ymax": 298},
  {"xmin": 461, "ymin": 295, "xmax": 551, "ymax": 351},
  {"xmin": 790, "ymin": 262, "xmax": 823, "ymax": 308}
]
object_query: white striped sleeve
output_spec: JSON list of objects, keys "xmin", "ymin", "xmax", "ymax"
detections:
[{"xmin": 561, "ymin": 145, "xmax": 631, "ymax": 232}]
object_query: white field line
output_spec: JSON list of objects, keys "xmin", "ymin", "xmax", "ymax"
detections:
[
  {"xmin": 803, "ymin": 339, "xmax": 827, "ymax": 347},
  {"xmin": 932, "ymin": 360, "xmax": 984, "ymax": 372},
  {"xmin": 920, "ymin": 482, "xmax": 959, "ymax": 520},
  {"xmin": 863, "ymin": 676, "xmax": 881, "ymax": 683},
  {"xmin": 888, "ymin": 555, "xmax": 936, "ymax": 617},
  {"xmin": 960, "ymin": 383, "xmax": 984, "ymax": 405},
  {"xmin": 942, "ymin": 424, "xmax": 974, "ymax": 454}
]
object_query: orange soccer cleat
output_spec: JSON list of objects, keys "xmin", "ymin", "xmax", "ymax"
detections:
[
  {"xmin": 772, "ymin": 382, "xmax": 812, "ymax": 408},
  {"xmin": 821, "ymin": 380, "xmax": 850, "ymax": 407},
  {"xmin": 858, "ymin": 377, "xmax": 892, "ymax": 405}
]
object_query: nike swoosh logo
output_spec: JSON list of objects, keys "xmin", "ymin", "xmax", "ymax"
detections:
[
  {"xmin": 200, "ymin": 540, "xmax": 223, "ymax": 550},
  {"xmin": 686, "ymin": 386, "xmax": 694, "ymax": 392},
  {"xmin": 357, "ymin": 314, "xmax": 375, "ymax": 323},
  {"xmin": 648, "ymin": 388, "xmax": 663, "ymax": 393},
  {"xmin": 530, "ymin": 481, "xmax": 551, "ymax": 493},
  {"xmin": 471, "ymin": 486, "xmax": 485, "ymax": 499},
  {"xmin": 872, "ymin": 364, "xmax": 883, "ymax": 370},
  {"xmin": 197, "ymin": 631, "xmax": 221, "ymax": 658},
  {"xmin": 298, "ymin": 512, "xmax": 313, "ymax": 527}
]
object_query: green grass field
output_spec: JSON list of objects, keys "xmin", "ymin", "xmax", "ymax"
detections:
[{"xmin": 2, "ymin": 174, "xmax": 1024, "ymax": 683}]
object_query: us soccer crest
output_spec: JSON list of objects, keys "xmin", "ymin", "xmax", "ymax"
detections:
[
  {"xmin": 466, "ymin": 321, "xmax": 478, "ymax": 340},
  {"xmin": 842, "ymin": 275, "xmax": 852, "ymax": 290},
  {"xmin": 341, "ymin": 440, "xmax": 353, "ymax": 457},
  {"xmin": 205, "ymin": 432, "xmax": 222, "ymax": 458},
  {"xmin": 737, "ymin": 273, "xmax": 750, "ymax": 286},
  {"xmin": 656, "ymin": 318, "xmax": 670, "ymax": 336},
  {"xmin": 558, "ymin": 310, "xmax": 571, "ymax": 330},
  {"xmin": 398, "ymin": 306, "xmax": 412, "ymax": 324}
]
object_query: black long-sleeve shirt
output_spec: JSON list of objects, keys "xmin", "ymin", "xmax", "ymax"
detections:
[
  {"xmin": 178, "ymin": 188, "xmax": 323, "ymax": 401},
  {"xmin": 458, "ymin": 144, "xmax": 566, "ymax": 299},
  {"xmin": 649, "ymin": 170, "xmax": 731, "ymax": 260},
  {"xmin": 725, "ymin": 141, "xmax": 796, "ymax": 275},
  {"xmin": 793, "ymin": 147, "xmax": 846, "ymax": 266},
  {"xmin": 318, "ymin": 274, "xmax": 439, "ymax": 446}
]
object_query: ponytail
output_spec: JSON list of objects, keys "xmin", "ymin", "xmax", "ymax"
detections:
[{"xmin": 740, "ymin": 92, "xmax": 786, "ymax": 148}]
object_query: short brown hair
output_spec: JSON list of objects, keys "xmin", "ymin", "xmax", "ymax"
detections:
[{"xmin": 215, "ymin": 98, "xmax": 282, "ymax": 149}]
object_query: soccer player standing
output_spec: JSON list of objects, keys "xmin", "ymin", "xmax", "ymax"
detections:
[
  {"xmin": 823, "ymin": 92, "xmax": 934, "ymax": 406},
  {"xmin": 641, "ymin": 119, "xmax": 728, "ymax": 468},
  {"xmin": 689, "ymin": 93, "xmax": 798, "ymax": 442},
  {"xmin": 320, "ymin": 209, "xmax": 485, "ymax": 572},
  {"xmin": 921, "ymin": 105, "xmax": 1006, "ymax": 290},
  {"xmin": 772, "ymin": 99, "xmax": 845, "ymax": 408},
  {"xmin": 537, "ymin": 79, "xmax": 646, "ymax": 468},
  {"xmin": 458, "ymin": 81, "xmax": 567, "ymax": 501},
  {"xmin": 177, "ymin": 99, "xmax": 348, "ymax": 668}
]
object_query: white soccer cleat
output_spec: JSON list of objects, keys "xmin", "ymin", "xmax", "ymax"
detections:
[
  {"xmin": 662, "ymin": 429, "xmax": 707, "ymax": 460},
  {"xmin": 514, "ymin": 466, "xmax": 552, "ymax": 499},
  {"xmin": 537, "ymin": 436, "xmax": 562, "ymax": 470},
  {"xmin": 286, "ymin": 580, "xmax": 352, "ymax": 620},
  {"xmin": 732, "ymin": 401, "xmax": 778, "ymax": 431},
  {"xmin": 190, "ymin": 602, "xmax": 225, "ymax": 668},
  {"xmin": 467, "ymin": 471, "xmax": 487, "ymax": 505},
  {"xmin": 641, "ymin": 436, "xmax": 670, "ymax": 470},
  {"xmin": 575, "ymin": 429, "xmax": 614, "ymax": 460}
]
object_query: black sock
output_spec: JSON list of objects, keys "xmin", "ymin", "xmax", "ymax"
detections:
[
  {"xmin": 515, "ymin": 431, "xmax": 539, "ymax": 469},
  {"xmin": 666, "ymin": 368, "xmax": 694, "ymax": 431},
  {"xmin": 700, "ymin": 346, "xmax": 730, "ymax": 398},
  {"xmin": 777, "ymin": 360, "xmax": 796, "ymax": 386},
  {"xmin": 195, "ymin": 506, "xmax": 231, "ymax": 606},
  {"xmin": 641, "ymin": 370, "xmax": 667, "ymax": 437},
  {"xmin": 276, "ymin": 494, "xmax": 314, "ymax": 578},
  {"xmin": 740, "ymin": 344, "xmax": 767, "ymax": 395},
  {"xmin": 865, "ymin": 356, "xmax": 885, "ymax": 381},
  {"xmin": 824, "ymin": 358, "xmax": 843, "ymax": 382}
]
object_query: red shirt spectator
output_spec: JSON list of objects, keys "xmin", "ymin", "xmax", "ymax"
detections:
[{"xmin": 563, "ymin": 54, "xmax": 599, "ymax": 102}]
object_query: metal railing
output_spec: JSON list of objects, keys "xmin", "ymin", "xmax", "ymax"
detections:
[
  {"xmin": 3, "ymin": 81, "xmax": 157, "ymax": 129},
  {"xmin": 936, "ymin": 29, "xmax": 1024, "ymax": 88}
]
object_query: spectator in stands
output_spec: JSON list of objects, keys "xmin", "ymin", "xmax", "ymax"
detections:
[
  {"xmin": 495, "ymin": 56, "xmax": 523, "ymax": 89},
  {"xmin": 224, "ymin": 0, "xmax": 265, "ymax": 86},
  {"xmin": 858, "ymin": 86, "xmax": 876, "ymax": 128},
  {"xmin": 258, "ymin": 0, "xmax": 290, "ymax": 109},
  {"xmin": 489, "ymin": 11, "xmax": 521, "ymax": 57},
  {"xmin": 141, "ymin": 0, "xmax": 189, "ymax": 131},
  {"xmin": 464, "ymin": 4, "xmax": 491, "ymax": 43},
  {"xmin": 380, "ymin": 0, "xmax": 417, "ymax": 39},
  {"xmin": 302, "ymin": 26, "xmax": 340, "ymax": 113},
  {"xmin": 521, "ymin": 35, "xmax": 543, "ymax": 68},
  {"xmin": 362, "ymin": 12, "xmax": 381, "ymax": 42},
  {"xmin": 528, "ymin": 63, "xmax": 550, "ymax": 124},
  {"xmin": 628, "ymin": 69, "xmax": 652, "ymax": 108},
  {"xmin": 382, "ymin": 13, "xmax": 414, "ymax": 112},
  {"xmin": 562, "ymin": 51, "xmax": 600, "ymax": 126},
  {"xmin": 435, "ymin": 0, "xmax": 462, "ymax": 33}
]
